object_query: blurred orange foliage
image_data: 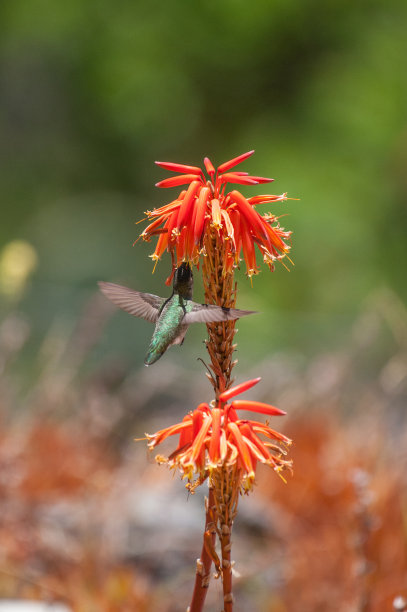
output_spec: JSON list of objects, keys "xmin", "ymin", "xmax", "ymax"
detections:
[{"xmin": 0, "ymin": 413, "xmax": 406, "ymax": 611}]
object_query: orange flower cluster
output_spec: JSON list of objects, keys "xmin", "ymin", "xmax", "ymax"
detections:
[
  {"xmin": 140, "ymin": 151, "xmax": 292, "ymax": 279},
  {"xmin": 146, "ymin": 377, "xmax": 292, "ymax": 490}
]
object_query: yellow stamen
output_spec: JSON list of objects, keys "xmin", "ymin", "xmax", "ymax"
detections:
[{"xmin": 274, "ymin": 466, "xmax": 288, "ymax": 484}]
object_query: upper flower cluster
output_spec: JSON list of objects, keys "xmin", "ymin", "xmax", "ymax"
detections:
[
  {"xmin": 146, "ymin": 377, "xmax": 292, "ymax": 491},
  {"xmin": 139, "ymin": 151, "xmax": 292, "ymax": 281}
]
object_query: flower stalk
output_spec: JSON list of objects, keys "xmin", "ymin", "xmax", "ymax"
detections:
[
  {"xmin": 140, "ymin": 151, "xmax": 293, "ymax": 611},
  {"xmin": 211, "ymin": 465, "xmax": 240, "ymax": 612},
  {"xmin": 202, "ymin": 230, "xmax": 237, "ymax": 397},
  {"xmin": 189, "ymin": 488, "xmax": 217, "ymax": 612}
]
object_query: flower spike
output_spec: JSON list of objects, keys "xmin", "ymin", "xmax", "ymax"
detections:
[
  {"xmin": 144, "ymin": 378, "xmax": 291, "ymax": 490},
  {"xmin": 140, "ymin": 151, "xmax": 292, "ymax": 277}
]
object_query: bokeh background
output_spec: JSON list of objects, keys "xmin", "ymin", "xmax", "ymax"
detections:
[{"xmin": 1, "ymin": 1, "xmax": 406, "ymax": 611}]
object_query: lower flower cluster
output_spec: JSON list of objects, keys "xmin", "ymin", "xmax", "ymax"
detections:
[{"xmin": 145, "ymin": 378, "xmax": 292, "ymax": 491}]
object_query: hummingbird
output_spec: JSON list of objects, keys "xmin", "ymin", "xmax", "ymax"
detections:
[{"xmin": 98, "ymin": 263, "xmax": 257, "ymax": 366}]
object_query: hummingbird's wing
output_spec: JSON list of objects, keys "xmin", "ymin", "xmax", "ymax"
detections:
[
  {"xmin": 183, "ymin": 302, "xmax": 258, "ymax": 324},
  {"xmin": 98, "ymin": 282, "xmax": 162, "ymax": 323}
]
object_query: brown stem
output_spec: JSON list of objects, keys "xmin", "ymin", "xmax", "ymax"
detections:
[
  {"xmin": 221, "ymin": 530, "xmax": 233, "ymax": 612},
  {"xmin": 189, "ymin": 488, "xmax": 217, "ymax": 612},
  {"xmin": 212, "ymin": 465, "xmax": 240, "ymax": 612},
  {"xmin": 191, "ymin": 229, "xmax": 240, "ymax": 611}
]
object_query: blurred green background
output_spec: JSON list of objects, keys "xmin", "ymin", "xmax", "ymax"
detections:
[{"xmin": 1, "ymin": 0, "xmax": 406, "ymax": 375}]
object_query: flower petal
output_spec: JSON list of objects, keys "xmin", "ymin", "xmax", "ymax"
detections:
[
  {"xmin": 209, "ymin": 408, "xmax": 221, "ymax": 463},
  {"xmin": 167, "ymin": 209, "xmax": 180, "ymax": 244},
  {"xmin": 211, "ymin": 199, "xmax": 222, "ymax": 230},
  {"xmin": 240, "ymin": 424, "xmax": 275, "ymax": 461},
  {"xmin": 245, "ymin": 175, "xmax": 274, "ymax": 184},
  {"xmin": 219, "ymin": 377, "xmax": 261, "ymax": 403},
  {"xmin": 247, "ymin": 193, "xmax": 287, "ymax": 206},
  {"xmin": 190, "ymin": 416, "xmax": 212, "ymax": 464},
  {"xmin": 147, "ymin": 420, "xmax": 192, "ymax": 447},
  {"xmin": 229, "ymin": 190, "xmax": 268, "ymax": 241},
  {"xmin": 226, "ymin": 440, "xmax": 238, "ymax": 465},
  {"xmin": 227, "ymin": 422, "xmax": 254, "ymax": 476},
  {"xmin": 220, "ymin": 210, "xmax": 235, "ymax": 248},
  {"xmin": 156, "ymin": 174, "xmax": 200, "ymax": 188},
  {"xmin": 262, "ymin": 220, "xmax": 289, "ymax": 253},
  {"xmin": 193, "ymin": 186, "xmax": 211, "ymax": 244},
  {"xmin": 155, "ymin": 161, "xmax": 203, "ymax": 175},
  {"xmin": 192, "ymin": 403, "xmax": 209, "ymax": 437},
  {"xmin": 240, "ymin": 215, "xmax": 258, "ymax": 276},
  {"xmin": 219, "ymin": 429, "xmax": 228, "ymax": 462},
  {"xmin": 217, "ymin": 150, "xmax": 255, "ymax": 173},
  {"xmin": 241, "ymin": 433, "xmax": 269, "ymax": 462},
  {"xmin": 251, "ymin": 422, "xmax": 292, "ymax": 445},
  {"xmin": 176, "ymin": 227, "xmax": 187, "ymax": 264},
  {"xmin": 177, "ymin": 415, "xmax": 194, "ymax": 448},
  {"xmin": 177, "ymin": 180, "xmax": 201, "ymax": 230},
  {"xmin": 231, "ymin": 400, "xmax": 286, "ymax": 417},
  {"xmin": 229, "ymin": 209, "xmax": 242, "ymax": 262},
  {"xmin": 218, "ymin": 173, "xmax": 259, "ymax": 186},
  {"xmin": 204, "ymin": 157, "xmax": 215, "ymax": 177},
  {"xmin": 147, "ymin": 198, "xmax": 183, "ymax": 217},
  {"xmin": 141, "ymin": 214, "xmax": 167, "ymax": 238},
  {"xmin": 149, "ymin": 218, "xmax": 170, "ymax": 261}
]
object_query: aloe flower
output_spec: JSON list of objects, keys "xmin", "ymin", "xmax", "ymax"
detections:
[
  {"xmin": 140, "ymin": 151, "xmax": 291, "ymax": 280},
  {"xmin": 146, "ymin": 377, "xmax": 292, "ymax": 491}
]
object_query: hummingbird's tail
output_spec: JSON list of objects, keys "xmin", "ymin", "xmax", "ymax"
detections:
[{"xmin": 144, "ymin": 349, "xmax": 164, "ymax": 366}]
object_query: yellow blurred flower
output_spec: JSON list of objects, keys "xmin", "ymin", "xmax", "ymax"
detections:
[{"xmin": 0, "ymin": 240, "xmax": 38, "ymax": 298}]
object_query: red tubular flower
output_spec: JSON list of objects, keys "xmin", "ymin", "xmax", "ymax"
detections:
[
  {"xmin": 219, "ymin": 376, "xmax": 261, "ymax": 402},
  {"xmin": 140, "ymin": 151, "xmax": 292, "ymax": 279},
  {"xmin": 230, "ymin": 400, "xmax": 286, "ymax": 416},
  {"xmin": 155, "ymin": 161, "xmax": 203, "ymax": 175},
  {"xmin": 145, "ymin": 377, "xmax": 292, "ymax": 490}
]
